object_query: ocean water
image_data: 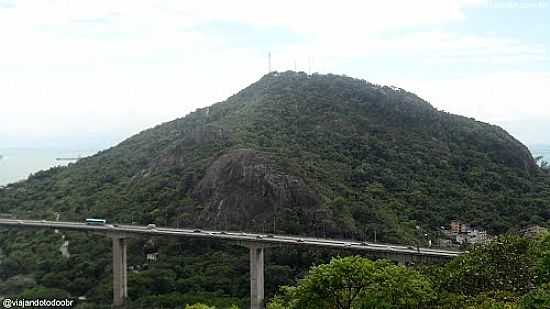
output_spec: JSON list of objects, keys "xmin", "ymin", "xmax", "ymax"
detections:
[
  {"xmin": 530, "ymin": 144, "xmax": 550, "ymax": 162},
  {"xmin": 0, "ymin": 148, "xmax": 98, "ymax": 186}
]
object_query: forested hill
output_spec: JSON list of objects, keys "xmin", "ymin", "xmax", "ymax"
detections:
[{"xmin": 1, "ymin": 71, "xmax": 549, "ymax": 241}]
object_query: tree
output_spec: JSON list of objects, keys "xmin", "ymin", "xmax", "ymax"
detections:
[
  {"xmin": 18, "ymin": 286, "xmax": 70, "ymax": 299},
  {"xmin": 530, "ymin": 232, "xmax": 550, "ymax": 284},
  {"xmin": 535, "ymin": 156, "xmax": 550, "ymax": 172},
  {"xmin": 368, "ymin": 261, "xmax": 435, "ymax": 308},
  {"xmin": 440, "ymin": 235, "xmax": 536, "ymax": 297},
  {"xmin": 267, "ymin": 256, "xmax": 434, "ymax": 309},
  {"xmin": 519, "ymin": 284, "xmax": 550, "ymax": 309}
]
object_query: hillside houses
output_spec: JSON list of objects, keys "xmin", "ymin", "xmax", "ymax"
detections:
[
  {"xmin": 520, "ymin": 225, "xmax": 548, "ymax": 238},
  {"xmin": 442, "ymin": 221, "xmax": 493, "ymax": 245}
]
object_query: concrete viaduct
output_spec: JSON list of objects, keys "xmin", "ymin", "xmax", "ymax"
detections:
[{"xmin": 0, "ymin": 219, "xmax": 462, "ymax": 308}]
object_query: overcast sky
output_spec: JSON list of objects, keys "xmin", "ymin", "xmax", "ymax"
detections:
[{"xmin": 1, "ymin": 0, "xmax": 549, "ymax": 150}]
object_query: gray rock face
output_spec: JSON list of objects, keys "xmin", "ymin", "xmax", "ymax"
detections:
[{"xmin": 193, "ymin": 149, "xmax": 319, "ymax": 229}]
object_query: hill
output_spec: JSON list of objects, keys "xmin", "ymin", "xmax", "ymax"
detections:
[
  {"xmin": 1, "ymin": 71, "xmax": 547, "ymax": 238},
  {"xmin": 0, "ymin": 71, "xmax": 549, "ymax": 305}
]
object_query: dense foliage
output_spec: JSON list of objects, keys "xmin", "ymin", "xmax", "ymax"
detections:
[
  {"xmin": 0, "ymin": 71, "xmax": 549, "ymax": 306},
  {"xmin": 269, "ymin": 234, "xmax": 550, "ymax": 308},
  {"xmin": 268, "ymin": 256, "xmax": 435, "ymax": 309}
]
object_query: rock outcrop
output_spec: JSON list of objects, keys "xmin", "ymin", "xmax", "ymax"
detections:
[{"xmin": 194, "ymin": 149, "xmax": 319, "ymax": 228}]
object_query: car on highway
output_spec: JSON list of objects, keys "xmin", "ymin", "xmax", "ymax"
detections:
[{"xmin": 146, "ymin": 224, "xmax": 156, "ymax": 230}]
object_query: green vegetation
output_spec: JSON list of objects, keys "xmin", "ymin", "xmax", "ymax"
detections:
[
  {"xmin": 268, "ymin": 256, "xmax": 434, "ymax": 308},
  {"xmin": 269, "ymin": 234, "xmax": 550, "ymax": 308},
  {"xmin": 0, "ymin": 71, "xmax": 549, "ymax": 306}
]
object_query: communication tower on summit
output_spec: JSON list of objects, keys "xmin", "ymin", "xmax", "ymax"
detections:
[{"xmin": 268, "ymin": 52, "xmax": 272, "ymax": 73}]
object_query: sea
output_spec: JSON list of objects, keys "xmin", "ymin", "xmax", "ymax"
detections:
[
  {"xmin": 0, "ymin": 145, "xmax": 549, "ymax": 187},
  {"xmin": 530, "ymin": 144, "xmax": 550, "ymax": 163},
  {"xmin": 0, "ymin": 148, "xmax": 99, "ymax": 186}
]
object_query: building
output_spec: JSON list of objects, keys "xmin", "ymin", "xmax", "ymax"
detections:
[
  {"xmin": 520, "ymin": 225, "xmax": 548, "ymax": 238},
  {"xmin": 450, "ymin": 221, "xmax": 471, "ymax": 234},
  {"xmin": 454, "ymin": 233, "xmax": 467, "ymax": 245},
  {"xmin": 467, "ymin": 229, "xmax": 491, "ymax": 244},
  {"xmin": 146, "ymin": 252, "xmax": 159, "ymax": 262},
  {"xmin": 448, "ymin": 221, "xmax": 492, "ymax": 245},
  {"xmin": 449, "ymin": 221, "xmax": 461, "ymax": 234}
]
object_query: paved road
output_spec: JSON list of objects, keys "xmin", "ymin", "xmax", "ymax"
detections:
[{"xmin": 0, "ymin": 219, "xmax": 462, "ymax": 258}]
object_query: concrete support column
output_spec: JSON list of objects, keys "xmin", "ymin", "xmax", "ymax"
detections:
[
  {"xmin": 249, "ymin": 245, "xmax": 265, "ymax": 309},
  {"xmin": 397, "ymin": 255, "xmax": 406, "ymax": 266},
  {"xmin": 112, "ymin": 236, "xmax": 128, "ymax": 307}
]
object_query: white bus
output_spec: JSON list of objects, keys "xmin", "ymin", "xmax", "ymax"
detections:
[{"xmin": 85, "ymin": 218, "xmax": 106, "ymax": 225}]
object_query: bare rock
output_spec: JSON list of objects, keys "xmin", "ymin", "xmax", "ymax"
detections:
[{"xmin": 193, "ymin": 149, "xmax": 319, "ymax": 229}]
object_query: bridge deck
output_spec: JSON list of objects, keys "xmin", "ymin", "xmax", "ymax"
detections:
[{"xmin": 0, "ymin": 218, "xmax": 461, "ymax": 259}]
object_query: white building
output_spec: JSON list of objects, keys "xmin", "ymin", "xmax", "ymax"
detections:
[{"xmin": 146, "ymin": 252, "xmax": 159, "ymax": 262}]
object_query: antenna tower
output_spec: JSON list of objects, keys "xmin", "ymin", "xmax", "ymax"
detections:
[{"xmin": 268, "ymin": 52, "xmax": 272, "ymax": 73}]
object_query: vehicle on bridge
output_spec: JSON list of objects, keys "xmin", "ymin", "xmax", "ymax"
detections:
[{"xmin": 86, "ymin": 218, "xmax": 107, "ymax": 225}]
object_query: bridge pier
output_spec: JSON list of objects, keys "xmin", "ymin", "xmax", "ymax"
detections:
[
  {"xmin": 0, "ymin": 219, "xmax": 459, "ymax": 309},
  {"xmin": 248, "ymin": 244, "xmax": 265, "ymax": 309},
  {"xmin": 112, "ymin": 236, "xmax": 128, "ymax": 307}
]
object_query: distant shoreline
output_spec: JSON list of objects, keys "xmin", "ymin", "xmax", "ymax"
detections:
[{"xmin": 0, "ymin": 147, "xmax": 97, "ymax": 186}]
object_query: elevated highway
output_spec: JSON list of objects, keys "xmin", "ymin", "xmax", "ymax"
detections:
[{"xmin": 0, "ymin": 219, "xmax": 462, "ymax": 308}]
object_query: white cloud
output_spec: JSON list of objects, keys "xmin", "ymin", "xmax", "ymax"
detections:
[
  {"xmin": 389, "ymin": 72, "xmax": 550, "ymax": 122},
  {"xmin": 0, "ymin": 0, "xmax": 489, "ymax": 67},
  {"xmin": 388, "ymin": 72, "xmax": 550, "ymax": 144}
]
